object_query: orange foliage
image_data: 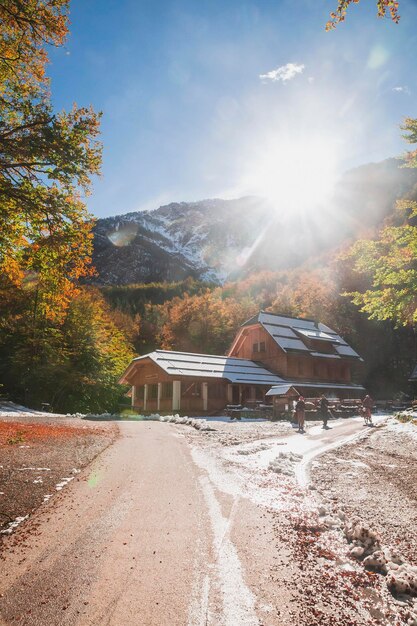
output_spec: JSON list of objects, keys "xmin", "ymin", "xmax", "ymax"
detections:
[{"xmin": 0, "ymin": 421, "xmax": 97, "ymax": 445}]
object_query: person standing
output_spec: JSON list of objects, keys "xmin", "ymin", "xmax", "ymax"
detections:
[
  {"xmin": 295, "ymin": 396, "xmax": 306, "ymax": 432},
  {"xmin": 320, "ymin": 395, "xmax": 329, "ymax": 429},
  {"xmin": 362, "ymin": 394, "xmax": 373, "ymax": 425}
]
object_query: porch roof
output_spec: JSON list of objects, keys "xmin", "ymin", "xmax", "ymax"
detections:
[
  {"xmin": 120, "ymin": 350, "xmax": 286, "ymax": 386},
  {"xmin": 266, "ymin": 381, "xmax": 365, "ymax": 396}
]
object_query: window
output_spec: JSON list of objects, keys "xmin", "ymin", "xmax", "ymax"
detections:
[
  {"xmin": 161, "ymin": 382, "xmax": 172, "ymax": 399},
  {"xmin": 259, "ymin": 341, "xmax": 266, "ymax": 352},
  {"xmin": 253, "ymin": 342, "xmax": 259, "ymax": 353},
  {"xmin": 209, "ymin": 383, "xmax": 225, "ymax": 399},
  {"xmin": 149, "ymin": 384, "xmax": 158, "ymax": 400},
  {"xmin": 182, "ymin": 382, "xmax": 201, "ymax": 397},
  {"xmin": 255, "ymin": 387, "xmax": 263, "ymax": 400}
]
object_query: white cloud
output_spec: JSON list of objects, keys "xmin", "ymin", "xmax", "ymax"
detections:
[
  {"xmin": 392, "ymin": 86, "xmax": 410, "ymax": 94},
  {"xmin": 259, "ymin": 62, "xmax": 305, "ymax": 83}
]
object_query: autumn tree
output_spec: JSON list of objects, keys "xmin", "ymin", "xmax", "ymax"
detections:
[
  {"xmin": 0, "ymin": 287, "xmax": 134, "ymax": 412},
  {"xmin": 155, "ymin": 290, "xmax": 258, "ymax": 355},
  {"xmin": 0, "ymin": 0, "xmax": 101, "ymax": 320},
  {"xmin": 327, "ymin": 0, "xmax": 400, "ymax": 29},
  {"xmin": 345, "ymin": 118, "xmax": 417, "ymax": 327}
]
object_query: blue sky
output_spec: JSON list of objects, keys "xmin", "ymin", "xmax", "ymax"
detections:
[{"xmin": 49, "ymin": 0, "xmax": 417, "ymax": 218}]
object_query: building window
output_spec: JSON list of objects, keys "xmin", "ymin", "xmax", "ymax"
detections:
[
  {"xmin": 161, "ymin": 382, "xmax": 172, "ymax": 399},
  {"xmin": 253, "ymin": 341, "xmax": 265, "ymax": 353},
  {"xmin": 182, "ymin": 382, "xmax": 201, "ymax": 397},
  {"xmin": 149, "ymin": 384, "xmax": 158, "ymax": 400},
  {"xmin": 253, "ymin": 342, "xmax": 259, "ymax": 353},
  {"xmin": 255, "ymin": 387, "xmax": 263, "ymax": 400},
  {"xmin": 209, "ymin": 383, "xmax": 224, "ymax": 398},
  {"xmin": 259, "ymin": 341, "xmax": 265, "ymax": 352}
]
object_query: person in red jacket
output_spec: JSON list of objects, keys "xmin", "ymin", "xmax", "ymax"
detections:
[{"xmin": 362, "ymin": 394, "xmax": 373, "ymax": 425}]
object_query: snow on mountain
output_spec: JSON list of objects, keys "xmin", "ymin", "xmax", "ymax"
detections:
[
  {"xmin": 91, "ymin": 160, "xmax": 417, "ymax": 286},
  {"xmin": 92, "ymin": 197, "xmax": 270, "ymax": 285}
]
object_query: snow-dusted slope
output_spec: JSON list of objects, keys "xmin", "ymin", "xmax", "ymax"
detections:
[
  {"xmin": 92, "ymin": 160, "xmax": 417, "ymax": 286},
  {"xmin": 92, "ymin": 197, "xmax": 270, "ymax": 285}
]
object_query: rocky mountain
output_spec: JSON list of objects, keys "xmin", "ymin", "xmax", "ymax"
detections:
[{"xmin": 92, "ymin": 159, "xmax": 417, "ymax": 286}]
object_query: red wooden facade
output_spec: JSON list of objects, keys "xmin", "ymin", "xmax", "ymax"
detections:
[{"xmin": 228, "ymin": 323, "xmax": 352, "ymax": 384}]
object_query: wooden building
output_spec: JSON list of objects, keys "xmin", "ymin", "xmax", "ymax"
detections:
[
  {"xmin": 119, "ymin": 350, "xmax": 285, "ymax": 414},
  {"xmin": 119, "ymin": 311, "xmax": 365, "ymax": 414}
]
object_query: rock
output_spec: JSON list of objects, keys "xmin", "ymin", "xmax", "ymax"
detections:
[
  {"xmin": 387, "ymin": 564, "xmax": 417, "ymax": 596},
  {"xmin": 363, "ymin": 550, "xmax": 388, "ymax": 574},
  {"xmin": 349, "ymin": 546, "xmax": 365, "ymax": 559}
]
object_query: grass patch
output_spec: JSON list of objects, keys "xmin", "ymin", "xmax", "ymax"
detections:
[
  {"xmin": 6, "ymin": 430, "xmax": 26, "ymax": 445},
  {"xmin": 395, "ymin": 412, "xmax": 417, "ymax": 426}
]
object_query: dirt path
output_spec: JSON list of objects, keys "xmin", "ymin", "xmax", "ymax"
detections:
[
  {"xmin": 1, "ymin": 415, "xmax": 413, "ymax": 626},
  {"xmin": 0, "ymin": 420, "xmax": 279, "ymax": 626},
  {"xmin": 0, "ymin": 422, "xmax": 212, "ymax": 626}
]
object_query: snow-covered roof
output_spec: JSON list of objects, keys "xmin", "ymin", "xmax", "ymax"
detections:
[
  {"xmin": 266, "ymin": 381, "xmax": 365, "ymax": 396},
  {"xmin": 241, "ymin": 311, "xmax": 362, "ymax": 361},
  {"xmin": 264, "ymin": 384, "xmax": 299, "ymax": 396},
  {"xmin": 121, "ymin": 350, "xmax": 286, "ymax": 385}
]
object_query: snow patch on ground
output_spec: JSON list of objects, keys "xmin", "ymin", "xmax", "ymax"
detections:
[
  {"xmin": 269, "ymin": 451, "xmax": 303, "ymax": 476},
  {"xmin": 55, "ymin": 476, "xmax": 74, "ymax": 491},
  {"xmin": 197, "ymin": 476, "xmax": 260, "ymax": 625},
  {"xmin": 236, "ymin": 442, "xmax": 271, "ymax": 455},
  {"xmin": 386, "ymin": 417, "xmax": 417, "ymax": 442},
  {"xmin": 17, "ymin": 467, "xmax": 51, "ymax": 471},
  {"xmin": 0, "ymin": 514, "xmax": 28, "ymax": 535}
]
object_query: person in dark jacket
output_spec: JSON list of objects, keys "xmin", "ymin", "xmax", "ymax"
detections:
[
  {"xmin": 320, "ymin": 395, "xmax": 330, "ymax": 429},
  {"xmin": 295, "ymin": 396, "xmax": 306, "ymax": 432}
]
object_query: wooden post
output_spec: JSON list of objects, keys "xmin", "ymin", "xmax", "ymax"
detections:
[
  {"xmin": 172, "ymin": 381, "xmax": 181, "ymax": 412},
  {"xmin": 202, "ymin": 382, "xmax": 208, "ymax": 411},
  {"xmin": 157, "ymin": 383, "xmax": 162, "ymax": 412},
  {"xmin": 144, "ymin": 384, "xmax": 148, "ymax": 411},
  {"xmin": 131, "ymin": 385, "xmax": 136, "ymax": 408}
]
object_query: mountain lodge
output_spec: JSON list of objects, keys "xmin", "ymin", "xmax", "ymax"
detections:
[{"xmin": 119, "ymin": 311, "xmax": 365, "ymax": 414}]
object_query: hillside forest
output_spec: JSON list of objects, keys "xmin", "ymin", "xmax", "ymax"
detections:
[{"xmin": 1, "ymin": 0, "xmax": 417, "ymax": 414}]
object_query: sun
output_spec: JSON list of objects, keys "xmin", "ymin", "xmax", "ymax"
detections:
[{"xmin": 238, "ymin": 131, "xmax": 341, "ymax": 217}]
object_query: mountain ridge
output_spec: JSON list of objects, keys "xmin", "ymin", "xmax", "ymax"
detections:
[{"xmin": 91, "ymin": 158, "xmax": 417, "ymax": 286}]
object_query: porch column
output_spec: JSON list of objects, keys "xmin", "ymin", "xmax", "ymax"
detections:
[
  {"xmin": 144, "ymin": 384, "xmax": 148, "ymax": 411},
  {"xmin": 157, "ymin": 383, "xmax": 162, "ymax": 412},
  {"xmin": 131, "ymin": 385, "xmax": 136, "ymax": 408},
  {"xmin": 227, "ymin": 384, "xmax": 233, "ymax": 404},
  {"xmin": 202, "ymin": 382, "xmax": 208, "ymax": 411},
  {"xmin": 172, "ymin": 380, "xmax": 181, "ymax": 412}
]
